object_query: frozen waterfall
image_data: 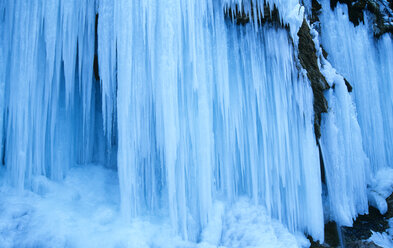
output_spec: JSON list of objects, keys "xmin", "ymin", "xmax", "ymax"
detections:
[{"xmin": 0, "ymin": 0, "xmax": 393, "ymax": 247}]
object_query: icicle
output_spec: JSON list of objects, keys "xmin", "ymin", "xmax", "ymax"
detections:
[
  {"xmin": 319, "ymin": 1, "xmax": 391, "ymax": 174},
  {"xmin": 376, "ymin": 35, "xmax": 393, "ymax": 167},
  {"xmin": 9, "ymin": 0, "xmax": 393, "ymax": 243},
  {"xmin": 319, "ymin": 0, "xmax": 393, "ymax": 226},
  {"xmin": 1, "ymin": 0, "xmax": 98, "ymax": 188},
  {"xmin": 320, "ymin": 62, "xmax": 369, "ymax": 226},
  {"xmin": 0, "ymin": 0, "xmax": 5, "ymax": 167},
  {"xmin": 97, "ymin": 0, "xmax": 116, "ymax": 143},
  {"xmin": 111, "ymin": 1, "xmax": 325, "ymax": 241}
]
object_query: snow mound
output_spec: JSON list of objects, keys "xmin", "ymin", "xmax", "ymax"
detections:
[{"xmin": 368, "ymin": 168, "xmax": 393, "ymax": 214}]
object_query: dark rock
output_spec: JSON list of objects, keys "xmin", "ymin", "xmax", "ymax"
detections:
[
  {"xmin": 344, "ymin": 78, "xmax": 353, "ymax": 92},
  {"xmin": 311, "ymin": 0, "xmax": 323, "ymax": 24},
  {"xmin": 310, "ymin": 239, "xmax": 382, "ymax": 248},
  {"xmin": 309, "ymin": 193, "xmax": 393, "ymax": 247},
  {"xmin": 329, "ymin": 0, "xmax": 393, "ymax": 38},
  {"xmin": 224, "ymin": 1, "xmax": 289, "ymax": 30},
  {"xmin": 330, "ymin": 0, "xmax": 367, "ymax": 26},
  {"xmin": 94, "ymin": 55, "xmax": 100, "ymax": 82},
  {"xmin": 309, "ymin": 220, "xmax": 384, "ymax": 247},
  {"xmin": 309, "ymin": 237, "xmax": 330, "ymax": 247},
  {"xmin": 340, "ymin": 195, "xmax": 393, "ymax": 247},
  {"xmin": 345, "ymin": 241, "xmax": 382, "ymax": 248},
  {"xmin": 322, "ymin": 47, "xmax": 329, "ymax": 59},
  {"xmin": 309, "ymin": 222, "xmax": 340, "ymax": 247},
  {"xmin": 94, "ymin": 13, "xmax": 100, "ymax": 82},
  {"xmin": 297, "ymin": 19, "xmax": 330, "ymax": 184},
  {"xmin": 318, "ymin": 143, "xmax": 327, "ymax": 184},
  {"xmin": 326, "ymin": 222, "xmax": 341, "ymax": 247},
  {"xmin": 342, "ymin": 206, "xmax": 388, "ymax": 244},
  {"xmin": 385, "ymin": 194, "xmax": 393, "ymax": 219},
  {"xmin": 297, "ymin": 19, "xmax": 329, "ymax": 141}
]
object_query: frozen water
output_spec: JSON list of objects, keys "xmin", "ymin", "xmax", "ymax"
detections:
[
  {"xmin": 318, "ymin": 0, "xmax": 393, "ymax": 226},
  {"xmin": 111, "ymin": 0, "xmax": 324, "ymax": 241},
  {"xmin": 319, "ymin": 60, "xmax": 369, "ymax": 226},
  {"xmin": 319, "ymin": 0, "xmax": 393, "ymax": 174},
  {"xmin": 0, "ymin": 0, "xmax": 324, "ymax": 244},
  {"xmin": 1, "ymin": 0, "xmax": 393, "ymax": 247},
  {"xmin": 0, "ymin": 0, "xmax": 102, "ymax": 190},
  {"xmin": 0, "ymin": 0, "xmax": 325, "ymax": 244}
]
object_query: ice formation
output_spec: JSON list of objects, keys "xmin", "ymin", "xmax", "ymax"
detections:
[
  {"xmin": 319, "ymin": 0, "xmax": 393, "ymax": 224},
  {"xmin": 0, "ymin": 0, "xmax": 393, "ymax": 247}
]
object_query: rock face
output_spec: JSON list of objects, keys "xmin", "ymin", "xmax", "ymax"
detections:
[
  {"xmin": 330, "ymin": 0, "xmax": 393, "ymax": 37},
  {"xmin": 297, "ymin": 19, "xmax": 329, "ymax": 140}
]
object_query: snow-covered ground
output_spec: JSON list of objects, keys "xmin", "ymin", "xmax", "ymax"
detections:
[{"xmin": 0, "ymin": 164, "xmax": 304, "ymax": 248}]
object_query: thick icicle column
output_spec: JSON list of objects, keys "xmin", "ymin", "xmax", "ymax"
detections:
[
  {"xmin": 0, "ymin": 0, "xmax": 102, "ymax": 189},
  {"xmin": 105, "ymin": 0, "xmax": 324, "ymax": 240}
]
